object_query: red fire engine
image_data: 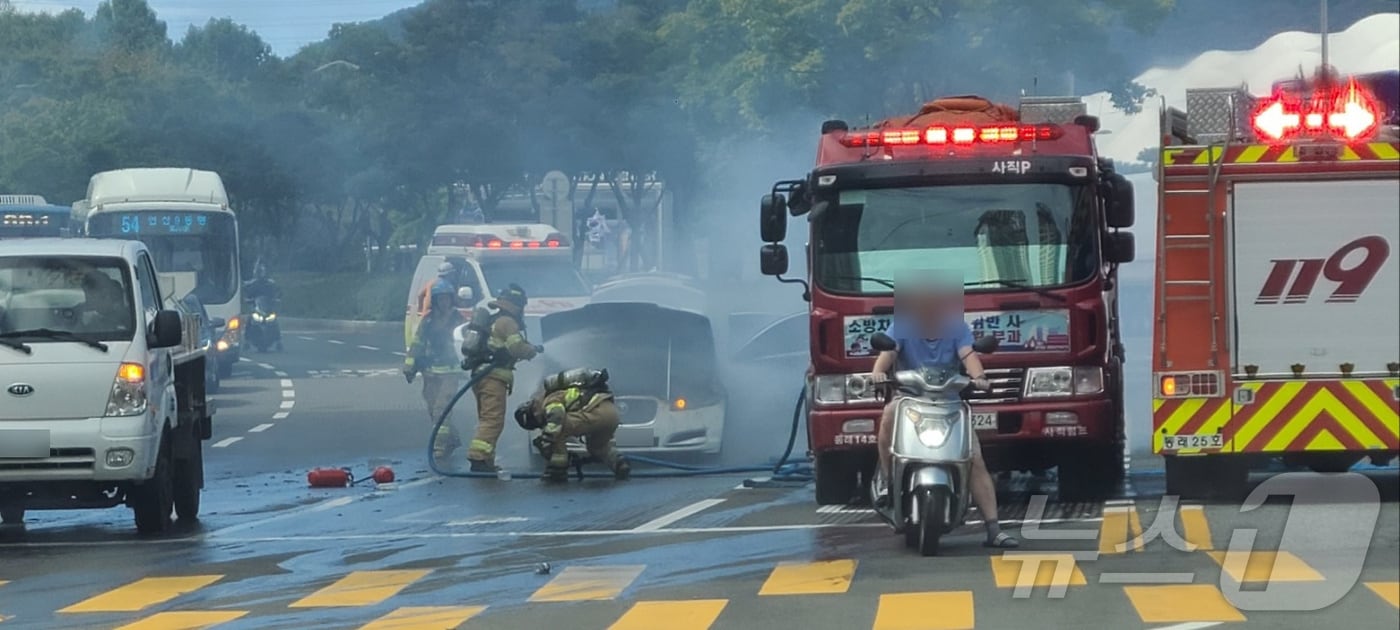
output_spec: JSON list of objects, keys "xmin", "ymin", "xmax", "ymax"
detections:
[
  {"xmin": 759, "ymin": 95, "xmax": 1136, "ymax": 503},
  {"xmin": 1154, "ymin": 71, "xmax": 1400, "ymax": 498}
]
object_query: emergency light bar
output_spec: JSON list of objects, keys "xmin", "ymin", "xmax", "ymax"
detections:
[
  {"xmin": 431, "ymin": 232, "xmax": 569, "ymax": 249},
  {"xmin": 838, "ymin": 124, "xmax": 1063, "ymax": 148},
  {"xmin": 1251, "ymin": 78, "xmax": 1381, "ymax": 142},
  {"xmin": 2, "ymin": 213, "xmax": 52, "ymax": 226}
]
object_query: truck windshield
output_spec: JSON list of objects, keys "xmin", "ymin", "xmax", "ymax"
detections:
[
  {"xmin": 480, "ymin": 259, "xmax": 590, "ymax": 298},
  {"xmin": 0, "ymin": 256, "xmax": 136, "ymax": 342},
  {"xmin": 814, "ymin": 183, "xmax": 1098, "ymax": 294},
  {"xmin": 86, "ymin": 211, "xmax": 239, "ymax": 306}
]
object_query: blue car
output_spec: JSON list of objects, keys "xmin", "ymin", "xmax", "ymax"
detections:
[{"xmin": 179, "ymin": 294, "xmax": 224, "ymax": 395}]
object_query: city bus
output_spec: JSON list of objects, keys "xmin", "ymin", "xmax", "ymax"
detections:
[
  {"xmin": 0, "ymin": 195, "xmax": 71, "ymax": 239},
  {"xmin": 79, "ymin": 168, "xmax": 243, "ymax": 377}
]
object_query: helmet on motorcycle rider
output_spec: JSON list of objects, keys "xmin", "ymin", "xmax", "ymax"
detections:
[{"xmin": 254, "ymin": 262, "xmax": 268, "ymax": 280}]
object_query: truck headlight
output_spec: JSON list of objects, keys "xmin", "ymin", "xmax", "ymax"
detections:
[
  {"xmin": 105, "ymin": 362, "xmax": 148, "ymax": 417},
  {"xmin": 812, "ymin": 374, "xmax": 881, "ymax": 405},
  {"xmin": 903, "ymin": 404, "xmax": 951, "ymax": 448},
  {"xmin": 1024, "ymin": 367, "xmax": 1104, "ymax": 398}
]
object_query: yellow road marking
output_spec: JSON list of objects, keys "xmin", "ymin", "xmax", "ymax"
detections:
[
  {"xmin": 289, "ymin": 570, "xmax": 431, "ymax": 608},
  {"xmin": 60, "ymin": 576, "xmax": 224, "ymax": 613},
  {"xmin": 988, "ymin": 554, "xmax": 1086, "ymax": 589},
  {"xmin": 113, "ymin": 611, "xmax": 248, "ymax": 630},
  {"xmin": 872, "ymin": 591, "xmax": 974, "ymax": 630},
  {"xmin": 1179, "ymin": 505, "xmax": 1213, "ymax": 551},
  {"xmin": 360, "ymin": 606, "xmax": 487, "ymax": 629},
  {"xmin": 528, "ymin": 565, "xmax": 645, "ymax": 602},
  {"xmin": 1124, "ymin": 585, "xmax": 1246, "ymax": 623},
  {"xmin": 758, "ymin": 559, "xmax": 857, "ymax": 595},
  {"xmin": 608, "ymin": 600, "xmax": 728, "ymax": 630},
  {"xmin": 1207, "ymin": 550, "xmax": 1323, "ymax": 583},
  {"xmin": 1099, "ymin": 506, "xmax": 1139, "ymax": 554},
  {"xmin": 1364, "ymin": 582, "xmax": 1400, "ymax": 609}
]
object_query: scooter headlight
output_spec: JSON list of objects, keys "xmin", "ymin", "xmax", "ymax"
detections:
[
  {"xmin": 265, "ymin": 312, "xmax": 276, "ymax": 322},
  {"xmin": 251, "ymin": 312, "xmax": 265, "ymax": 323},
  {"xmin": 902, "ymin": 404, "xmax": 952, "ymax": 448}
]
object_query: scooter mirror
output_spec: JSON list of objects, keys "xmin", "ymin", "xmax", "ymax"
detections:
[
  {"xmin": 972, "ymin": 336, "xmax": 1000, "ymax": 354},
  {"xmin": 870, "ymin": 332, "xmax": 897, "ymax": 352}
]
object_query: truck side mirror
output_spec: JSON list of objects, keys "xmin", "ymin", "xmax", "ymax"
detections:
[
  {"xmin": 150, "ymin": 310, "xmax": 183, "ymax": 349},
  {"xmin": 1106, "ymin": 173, "xmax": 1135, "ymax": 228},
  {"xmin": 759, "ymin": 244, "xmax": 789, "ymax": 276},
  {"xmin": 760, "ymin": 193, "xmax": 788, "ymax": 242},
  {"xmin": 972, "ymin": 335, "xmax": 1000, "ymax": 354},
  {"xmin": 870, "ymin": 332, "xmax": 897, "ymax": 352},
  {"xmin": 1105, "ymin": 231, "xmax": 1136, "ymax": 264}
]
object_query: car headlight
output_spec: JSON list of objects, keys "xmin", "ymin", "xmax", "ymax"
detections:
[
  {"xmin": 1024, "ymin": 367, "xmax": 1104, "ymax": 397},
  {"xmin": 812, "ymin": 373, "xmax": 882, "ymax": 405},
  {"xmin": 902, "ymin": 403, "xmax": 952, "ymax": 448}
]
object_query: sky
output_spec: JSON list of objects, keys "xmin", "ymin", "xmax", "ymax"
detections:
[{"xmin": 12, "ymin": 0, "xmax": 421, "ymax": 55}]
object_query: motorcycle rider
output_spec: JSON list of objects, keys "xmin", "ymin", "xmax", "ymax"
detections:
[
  {"xmin": 403, "ymin": 277, "xmax": 468, "ymax": 464},
  {"xmin": 462, "ymin": 284, "xmax": 539, "ymax": 472},
  {"xmin": 514, "ymin": 367, "xmax": 630, "ymax": 482},
  {"xmin": 871, "ymin": 276, "xmax": 1020, "ymax": 549},
  {"xmin": 244, "ymin": 261, "xmax": 281, "ymax": 303}
]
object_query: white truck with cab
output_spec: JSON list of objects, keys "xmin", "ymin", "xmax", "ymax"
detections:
[{"xmin": 0, "ymin": 238, "xmax": 212, "ymax": 534}]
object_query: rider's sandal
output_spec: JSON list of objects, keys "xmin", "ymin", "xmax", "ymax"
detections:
[{"xmin": 983, "ymin": 532, "xmax": 1021, "ymax": 548}]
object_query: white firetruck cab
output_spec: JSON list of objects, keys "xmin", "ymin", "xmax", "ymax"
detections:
[{"xmin": 404, "ymin": 223, "xmax": 591, "ymax": 348}]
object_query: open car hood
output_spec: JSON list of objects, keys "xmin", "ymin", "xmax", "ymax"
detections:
[{"xmin": 540, "ymin": 301, "xmax": 711, "ymax": 345}]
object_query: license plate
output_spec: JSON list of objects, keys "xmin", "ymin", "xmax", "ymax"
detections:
[
  {"xmin": 972, "ymin": 412, "xmax": 997, "ymax": 431},
  {"xmin": 614, "ymin": 426, "xmax": 655, "ymax": 448},
  {"xmin": 0, "ymin": 430, "xmax": 50, "ymax": 459},
  {"xmin": 1161, "ymin": 433, "xmax": 1224, "ymax": 450}
]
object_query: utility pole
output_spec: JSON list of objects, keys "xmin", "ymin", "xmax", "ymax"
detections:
[{"xmin": 1320, "ymin": 0, "xmax": 1330, "ymax": 81}]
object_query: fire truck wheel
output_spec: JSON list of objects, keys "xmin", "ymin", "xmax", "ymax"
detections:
[
  {"xmin": 814, "ymin": 453, "xmax": 858, "ymax": 506},
  {"xmin": 1057, "ymin": 442, "xmax": 1122, "ymax": 502}
]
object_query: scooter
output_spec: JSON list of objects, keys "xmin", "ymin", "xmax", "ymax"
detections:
[
  {"xmin": 246, "ymin": 295, "xmax": 282, "ymax": 352},
  {"xmin": 868, "ymin": 332, "xmax": 999, "ymax": 556}
]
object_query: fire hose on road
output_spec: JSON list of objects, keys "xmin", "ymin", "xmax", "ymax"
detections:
[{"xmin": 426, "ymin": 369, "xmax": 813, "ymax": 481}]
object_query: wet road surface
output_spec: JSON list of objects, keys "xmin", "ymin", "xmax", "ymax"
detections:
[{"xmin": 2, "ymin": 323, "xmax": 1397, "ymax": 629}]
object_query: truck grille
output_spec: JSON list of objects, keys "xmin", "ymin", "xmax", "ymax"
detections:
[
  {"xmin": 967, "ymin": 368, "xmax": 1024, "ymax": 404},
  {"xmin": 0, "ymin": 448, "xmax": 96, "ymax": 472},
  {"xmin": 615, "ymin": 398, "xmax": 659, "ymax": 425}
]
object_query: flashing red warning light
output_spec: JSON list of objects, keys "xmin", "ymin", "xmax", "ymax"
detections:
[
  {"xmin": 1252, "ymin": 78, "xmax": 1381, "ymax": 142},
  {"xmin": 839, "ymin": 124, "xmax": 1063, "ymax": 148}
]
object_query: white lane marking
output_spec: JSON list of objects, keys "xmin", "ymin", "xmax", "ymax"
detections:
[
  {"xmin": 279, "ymin": 400, "xmax": 295, "ymax": 409},
  {"xmin": 211, "ymin": 437, "xmax": 243, "ymax": 448},
  {"xmin": 633, "ymin": 499, "xmax": 727, "ymax": 532},
  {"xmin": 212, "ymin": 522, "xmax": 889, "ymax": 542},
  {"xmin": 279, "ymin": 379, "xmax": 293, "ymax": 388},
  {"xmin": 210, "ymin": 496, "xmax": 356, "ymax": 537},
  {"xmin": 239, "ymin": 357, "xmax": 251, "ymax": 363},
  {"xmin": 393, "ymin": 352, "xmax": 407, "ymax": 357},
  {"xmin": 297, "ymin": 335, "xmax": 315, "ymax": 340},
  {"xmin": 447, "ymin": 516, "xmax": 530, "ymax": 526},
  {"xmin": 271, "ymin": 412, "xmax": 290, "ymax": 420},
  {"xmin": 327, "ymin": 339, "xmax": 345, "ymax": 345},
  {"xmin": 965, "ymin": 516, "xmax": 1106, "ymax": 526},
  {"xmin": 1105, "ymin": 499, "xmax": 1136, "ymax": 506},
  {"xmin": 249, "ymin": 424, "xmax": 274, "ymax": 433},
  {"xmin": 273, "ymin": 371, "xmax": 288, "ymax": 377},
  {"xmin": 1151, "ymin": 624, "xmax": 1224, "ymax": 630},
  {"xmin": 281, "ymin": 389, "xmax": 295, "ymax": 398},
  {"xmin": 357, "ymin": 345, "xmax": 379, "ymax": 351},
  {"xmin": 817, "ymin": 505, "xmax": 874, "ymax": 514},
  {"xmin": 257, "ymin": 363, "xmax": 275, "ymax": 370}
]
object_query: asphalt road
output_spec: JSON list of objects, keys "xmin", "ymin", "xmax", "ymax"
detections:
[{"xmin": 1, "ymin": 323, "xmax": 1396, "ymax": 630}]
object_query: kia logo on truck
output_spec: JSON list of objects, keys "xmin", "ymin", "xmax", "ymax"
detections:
[
  {"xmin": 1256, "ymin": 235, "xmax": 1391, "ymax": 305},
  {"xmin": 6, "ymin": 383, "xmax": 34, "ymax": 397}
]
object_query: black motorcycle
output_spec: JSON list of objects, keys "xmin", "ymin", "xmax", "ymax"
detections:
[{"xmin": 246, "ymin": 295, "xmax": 282, "ymax": 352}]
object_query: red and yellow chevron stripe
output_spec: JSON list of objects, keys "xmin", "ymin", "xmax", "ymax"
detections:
[
  {"xmin": 1153, "ymin": 378, "xmax": 1400, "ymax": 455},
  {"xmin": 1163, "ymin": 142, "xmax": 1400, "ymax": 167}
]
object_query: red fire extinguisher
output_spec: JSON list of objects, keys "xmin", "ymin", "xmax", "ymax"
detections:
[{"xmin": 307, "ymin": 467, "xmax": 352, "ymax": 488}]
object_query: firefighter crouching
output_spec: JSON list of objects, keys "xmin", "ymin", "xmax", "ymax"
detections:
[
  {"xmin": 515, "ymin": 368, "xmax": 631, "ymax": 482},
  {"xmin": 459, "ymin": 284, "xmax": 540, "ymax": 473},
  {"xmin": 402, "ymin": 277, "xmax": 468, "ymax": 464}
]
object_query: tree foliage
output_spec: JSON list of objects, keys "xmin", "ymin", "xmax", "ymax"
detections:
[{"xmin": 0, "ymin": 0, "xmax": 1197, "ymax": 272}]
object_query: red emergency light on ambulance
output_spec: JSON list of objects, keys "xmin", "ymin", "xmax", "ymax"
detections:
[
  {"xmin": 758, "ymin": 94, "xmax": 1137, "ymax": 504},
  {"xmin": 1153, "ymin": 70, "xmax": 1400, "ymax": 499}
]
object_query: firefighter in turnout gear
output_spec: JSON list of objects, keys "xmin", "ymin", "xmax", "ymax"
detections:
[
  {"xmin": 515, "ymin": 368, "xmax": 630, "ymax": 482},
  {"xmin": 403, "ymin": 277, "xmax": 467, "ymax": 463},
  {"xmin": 462, "ymin": 284, "xmax": 540, "ymax": 473}
]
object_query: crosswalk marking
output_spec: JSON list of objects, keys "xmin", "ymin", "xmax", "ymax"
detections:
[
  {"xmin": 1098, "ymin": 505, "xmax": 1144, "ymax": 553},
  {"xmin": 113, "ymin": 611, "xmax": 249, "ymax": 630},
  {"xmin": 59, "ymin": 575, "xmax": 224, "ymax": 613},
  {"xmin": 758, "ymin": 559, "xmax": 857, "ymax": 596},
  {"xmin": 607, "ymin": 600, "xmax": 728, "ymax": 630},
  {"xmin": 528, "ymin": 565, "xmax": 645, "ymax": 602},
  {"xmin": 1178, "ymin": 505, "xmax": 1214, "ymax": 551},
  {"xmin": 1364, "ymin": 582, "xmax": 1400, "ymax": 609},
  {"xmin": 1123, "ymin": 584, "xmax": 1247, "ymax": 623},
  {"xmin": 289, "ymin": 570, "xmax": 431, "ymax": 608},
  {"xmin": 1206, "ymin": 550, "xmax": 1323, "ymax": 583},
  {"xmin": 988, "ymin": 554, "xmax": 1087, "ymax": 590},
  {"xmin": 872, "ymin": 591, "xmax": 974, "ymax": 630},
  {"xmin": 359, "ymin": 606, "xmax": 487, "ymax": 629}
]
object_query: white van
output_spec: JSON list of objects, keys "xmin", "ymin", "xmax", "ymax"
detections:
[
  {"xmin": 404, "ymin": 223, "xmax": 591, "ymax": 346},
  {"xmin": 0, "ymin": 238, "xmax": 212, "ymax": 534}
]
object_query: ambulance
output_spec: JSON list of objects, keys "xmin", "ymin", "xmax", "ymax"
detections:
[{"xmin": 404, "ymin": 223, "xmax": 591, "ymax": 349}]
